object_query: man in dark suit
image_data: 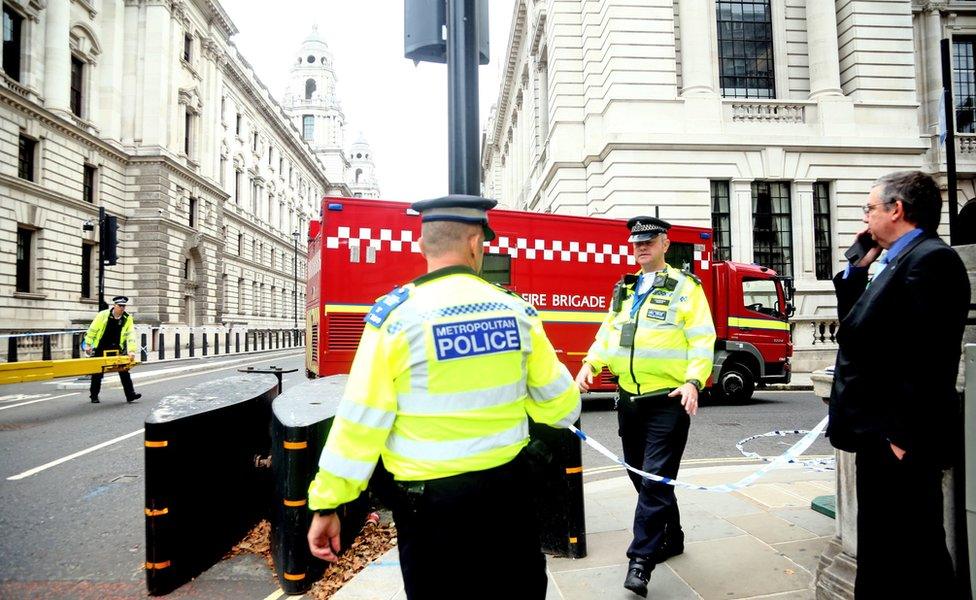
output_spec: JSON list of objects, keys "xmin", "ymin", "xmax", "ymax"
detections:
[{"xmin": 828, "ymin": 170, "xmax": 970, "ymax": 598}]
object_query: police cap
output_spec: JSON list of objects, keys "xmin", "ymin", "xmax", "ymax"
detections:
[
  {"xmin": 626, "ymin": 216, "xmax": 671, "ymax": 243},
  {"xmin": 111, "ymin": 295, "xmax": 130, "ymax": 306},
  {"xmin": 410, "ymin": 194, "xmax": 498, "ymax": 241}
]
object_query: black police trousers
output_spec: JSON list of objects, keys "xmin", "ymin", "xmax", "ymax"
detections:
[
  {"xmin": 89, "ymin": 347, "xmax": 136, "ymax": 400},
  {"xmin": 390, "ymin": 451, "xmax": 547, "ymax": 599},
  {"xmin": 854, "ymin": 436, "xmax": 958, "ymax": 599},
  {"xmin": 617, "ymin": 389, "xmax": 690, "ymax": 560}
]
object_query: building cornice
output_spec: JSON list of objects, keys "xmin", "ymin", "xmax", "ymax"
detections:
[
  {"xmin": 221, "ymin": 49, "xmax": 332, "ymax": 190},
  {"xmin": 128, "ymin": 154, "xmax": 229, "ymax": 201},
  {"xmin": 491, "ymin": 1, "xmax": 528, "ymax": 150},
  {"xmin": 0, "ymin": 86, "xmax": 131, "ymax": 163},
  {"xmin": 192, "ymin": 0, "xmax": 238, "ymax": 37},
  {"xmin": 0, "ymin": 173, "xmax": 103, "ymax": 215}
]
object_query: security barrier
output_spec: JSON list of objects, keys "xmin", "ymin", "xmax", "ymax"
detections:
[
  {"xmin": 528, "ymin": 419, "xmax": 587, "ymax": 559},
  {"xmin": 144, "ymin": 373, "xmax": 280, "ymax": 596},
  {"xmin": 269, "ymin": 376, "xmax": 369, "ymax": 594}
]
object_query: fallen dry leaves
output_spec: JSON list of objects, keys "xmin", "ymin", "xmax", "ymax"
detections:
[
  {"xmin": 225, "ymin": 516, "xmax": 398, "ymax": 600},
  {"xmin": 308, "ymin": 520, "xmax": 398, "ymax": 600},
  {"xmin": 225, "ymin": 519, "xmax": 274, "ymax": 570}
]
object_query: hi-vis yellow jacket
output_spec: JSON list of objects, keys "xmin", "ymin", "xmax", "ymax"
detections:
[
  {"xmin": 308, "ymin": 265, "xmax": 582, "ymax": 511},
  {"xmin": 584, "ymin": 264, "xmax": 716, "ymax": 395},
  {"xmin": 83, "ymin": 309, "xmax": 136, "ymax": 353}
]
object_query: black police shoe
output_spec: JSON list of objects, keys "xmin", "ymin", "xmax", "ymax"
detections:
[
  {"xmin": 653, "ymin": 531, "xmax": 685, "ymax": 563},
  {"xmin": 90, "ymin": 397, "xmax": 100, "ymax": 404},
  {"xmin": 126, "ymin": 393, "xmax": 142, "ymax": 403},
  {"xmin": 624, "ymin": 558, "xmax": 651, "ymax": 597}
]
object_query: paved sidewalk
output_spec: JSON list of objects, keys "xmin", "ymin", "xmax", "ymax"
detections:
[{"xmin": 333, "ymin": 463, "xmax": 835, "ymax": 600}]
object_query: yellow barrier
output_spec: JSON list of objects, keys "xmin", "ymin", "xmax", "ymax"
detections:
[{"xmin": 0, "ymin": 355, "xmax": 137, "ymax": 385}]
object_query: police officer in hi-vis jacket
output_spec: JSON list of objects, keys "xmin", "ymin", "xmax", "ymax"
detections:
[
  {"xmin": 306, "ymin": 195, "xmax": 581, "ymax": 599},
  {"xmin": 82, "ymin": 295, "xmax": 141, "ymax": 404},
  {"xmin": 576, "ymin": 217, "xmax": 715, "ymax": 597}
]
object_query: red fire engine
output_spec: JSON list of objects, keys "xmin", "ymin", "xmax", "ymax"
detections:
[{"xmin": 304, "ymin": 197, "xmax": 794, "ymax": 402}]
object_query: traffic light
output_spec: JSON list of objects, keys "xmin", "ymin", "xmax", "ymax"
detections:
[{"xmin": 101, "ymin": 214, "xmax": 118, "ymax": 266}]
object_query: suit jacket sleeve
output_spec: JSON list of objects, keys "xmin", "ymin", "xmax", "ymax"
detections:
[{"xmin": 832, "ymin": 267, "xmax": 868, "ymax": 321}]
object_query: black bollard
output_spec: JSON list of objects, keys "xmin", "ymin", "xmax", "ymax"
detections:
[
  {"xmin": 159, "ymin": 334, "xmax": 166, "ymax": 361},
  {"xmin": 42, "ymin": 335, "xmax": 51, "ymax": 360},
  {"xmin": 175, "ymin": 333, "xmax": 181, "ymax": 359},
  {"xmin": 73, "ymin": 333, "xmax": 81, "ymax": 359},
  {"xmin": 189, "ymin": 333, "xmax": 195, "ymax": 358},
  {"xmin": 202, "ymin": 333, "xmax": 208, "ymax": 356},
  {"xmin": 141, "ymin": 333, "xmax": 149, "ymax": 363}
]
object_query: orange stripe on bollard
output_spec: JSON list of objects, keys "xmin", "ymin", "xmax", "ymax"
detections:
[
  {"xmin": 283, "ymin": 498, "xmax": 307, "ymax": 507},
  {"xmin": 283, "ymin": 440, "xmax": 307, "ymax": 450},
  {"xmin": 145, "ymin": 560, "xmax": 171, "ymax": 570},
  {"xmin": 283, "ymin": 572, "xmax": 306, "ymax": 581},
  {"xmin": 565, "ymin": 466, "xmax": 583, "ymax": 474},
  {"xmin": 145, "ymin": 440, "xmax": 168, "ymax": 448},
  {"xmin": 144, "ymin": 508, "xmax": 169, "ymax": 517}
]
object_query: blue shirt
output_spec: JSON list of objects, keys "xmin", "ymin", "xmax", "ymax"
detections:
[{"xmin": 844, "ymin": 228, "xmax": 922, "ymax": 279}]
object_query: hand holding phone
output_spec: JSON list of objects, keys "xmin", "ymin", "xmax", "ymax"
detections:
[{"xmin": 844, "ymin": 231, "xmax": 880, "ymax": 267}]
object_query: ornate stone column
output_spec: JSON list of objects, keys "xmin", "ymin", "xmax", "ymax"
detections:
[
  {"xmin": 806, "ymin": 0, "xmax": 843, "ymax": 99},
  {"xmin": 42, "ymin": 0, "xmax": 71, "ymax": 114},
  {"xmin": 679, "ymin": 0, "xmax": 716, "ymax": 96}
]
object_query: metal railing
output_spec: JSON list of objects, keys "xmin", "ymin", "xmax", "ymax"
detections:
[{"xmin": 1, "ymin": 326, "xmax": 305, "ymax": 364}]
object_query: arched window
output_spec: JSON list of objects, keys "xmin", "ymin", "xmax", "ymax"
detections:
[
  {"xmin": 305, "ymin": 78, "xmax": 316, "ymax": 100},
  {"xmin": 355, "ymin": 168, "xmax": 363, "ymax": 183}
]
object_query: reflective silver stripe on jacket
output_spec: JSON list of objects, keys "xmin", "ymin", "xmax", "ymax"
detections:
[
  {"xmin": 528, "ymin": 371, "xmax": 575, "ymax": 403},
  {"xmin": 553, "ymin": 406, "xmax": 581, "ymax": 429},
  {"xmin": 336, "ymin": 401, "xmax": 396, "ymax": 430},
  {"xmin": 386, "ymin": 420, "xmax": 529, "ymax": 461},
  {"xmin": 684, "ymin": 325, "xmax": 716, "ymax": 339},
  {"xmin": 319, "ymin": 447, "xmax": 377, "ymax": 481},
  {"xmin": 611, "ymin": 347, "xmax": 689, "ymax": 360},
  {"xmin": 397, "ymin": 380, "xmax": 527, "ymax": 415}
]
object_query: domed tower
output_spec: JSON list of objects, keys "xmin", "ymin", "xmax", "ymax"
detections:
[
  {"xmin": 282, "ymin": 26, "xmax": 348, "ymax": 188},
  {"xmin": 347, "ymin": 133, "xmax": 381, "ymax": 198}
]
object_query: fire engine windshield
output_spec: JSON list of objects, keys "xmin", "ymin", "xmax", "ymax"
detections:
[{"xmin": 742, "ymin": 278, "xmax": 784, "ymax": 318}]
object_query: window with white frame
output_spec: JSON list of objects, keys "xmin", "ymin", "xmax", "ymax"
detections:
[
  {"xmin": 2, "ymin": 4, "xmax": 23, "ymax": 82},
  {"xmin": 751, "ymin": 181, "xmax": 792, "ymax": 277},
  {"xmin": 813, "ymin": 181, "xmax": 833, "ymax": 280},
  {"xmin": 717, "ymin": 0, "xmax": 775, "ymax": 99},
  {"xmin": 710, "ymin": 181, "xmax": 732, "ymax": 262}
]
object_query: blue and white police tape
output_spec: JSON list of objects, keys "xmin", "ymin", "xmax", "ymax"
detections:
[
  {"xmin": 567, "ymin": 414, "xmax": 829, "ymax": 493},
  {"xmin": 736, "ymin": 426, "xmax": 835, "ymax": 472}
]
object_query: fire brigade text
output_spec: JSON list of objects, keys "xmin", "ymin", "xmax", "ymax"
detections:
[{"xmin": 520, "ymin": 294, "xmax": 607, "ymax": 310}]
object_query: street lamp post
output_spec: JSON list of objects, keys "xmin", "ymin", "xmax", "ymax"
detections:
[{"xmin": 291, "ymin": 231, "xmax": 300, "ymax": 329}]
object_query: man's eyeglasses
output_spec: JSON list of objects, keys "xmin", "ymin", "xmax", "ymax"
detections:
[{"xmin": 862, "ymin": 201, "xmax": 892, "ymax": 215}]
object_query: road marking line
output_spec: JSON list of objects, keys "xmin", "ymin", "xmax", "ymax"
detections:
[
  {"xmin": 0, "ymin": 392, "xmax": 79, "ymax": 411},
  {"xmin": 136, "ymin": 354, "xmax": 304, "ymax": 388},
  {"xmin": 6, "ymin": 428, "xmax": 144, "ymax": 481},
  {"xmin": 261, "ymin": 589, "xmax": 286, "ymax": 600}
]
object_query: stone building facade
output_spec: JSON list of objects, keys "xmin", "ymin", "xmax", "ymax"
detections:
[
  {"xmin": 0, "ymin": 0, "xmax": 335, "ymax": 343},
  {"xmin": 482, "ymin": 0, "xmax": 941, "ymax": 372}
]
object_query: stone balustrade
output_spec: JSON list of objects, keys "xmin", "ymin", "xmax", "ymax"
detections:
[{"xmin": 730, "ymin": 102, "xmax": 807, "ymax": 123}]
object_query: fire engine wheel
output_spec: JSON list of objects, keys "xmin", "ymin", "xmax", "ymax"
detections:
[{"xmin": 716, "ymin": 363, "xmax": 755, "ymax": 404}]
